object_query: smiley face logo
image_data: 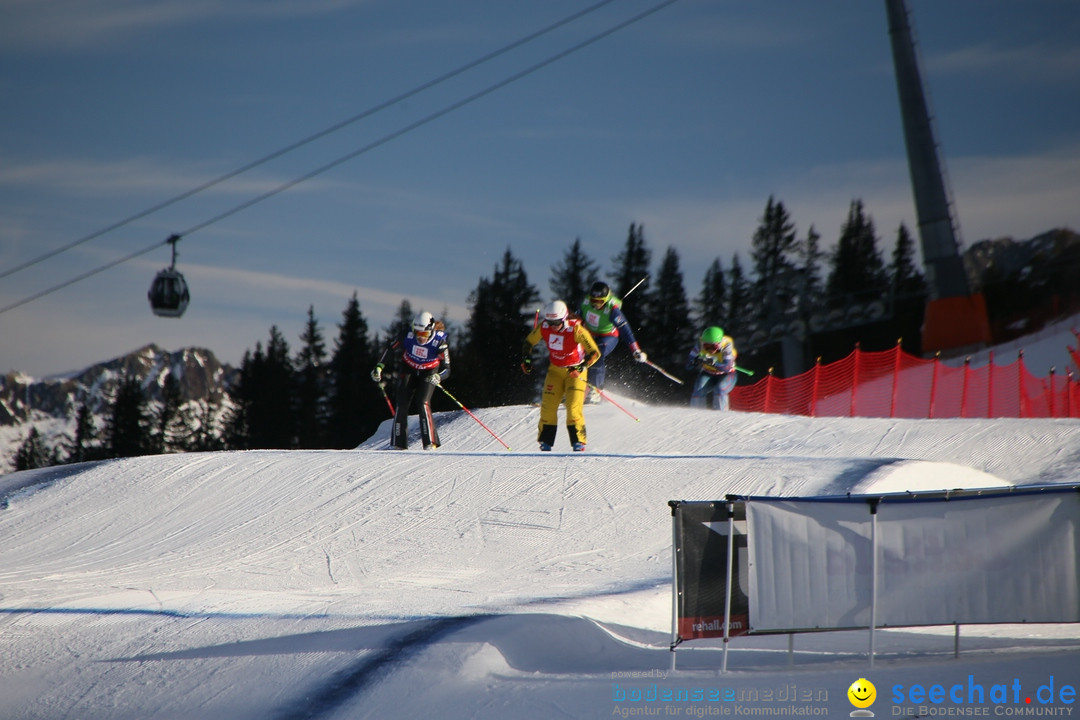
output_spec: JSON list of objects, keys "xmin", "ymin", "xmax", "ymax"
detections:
[{"xmin": 848, "ymin": 678, "xmax": 877, "ymax": 711}]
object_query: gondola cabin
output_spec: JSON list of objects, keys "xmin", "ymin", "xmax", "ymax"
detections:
[{"xmin": 148, "ymin": 267, "xmax": 190, "ymax": 318}]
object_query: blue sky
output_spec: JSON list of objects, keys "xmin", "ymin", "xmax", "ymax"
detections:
[{"xmin": 2, "ymin": 0, "xmax": 1079, "ymax": 377}]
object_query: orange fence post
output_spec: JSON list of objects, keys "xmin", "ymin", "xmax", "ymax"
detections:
[
  {"xmin": 890, "ymin": 340, "xmax": 902, "ymax": 418},
  {"xmin": 961, "ymin": 357, "xmax": 972, "ymax": 418},
  {"xmin": 1068, "ymin": 371, "xmax": 1074, "ymax": 418},
  {"xmin": 928, "ymin": 351, "xmax": 941, "ymax": 418},
  {"xmin": 810, "ymin": 357, "xmax": 822, "ymax": 417},
  {"xmin": 1017, "ymin": 351, "xmax": 1024, "ymax": 418},
  {"xmin": 1048, "ymin": 367, "xmax": 1056, "ymax": 418},
  {"xmin": 850, "ymin": 343, "xmax": 860, "ymax": 418},
  {"xmin": 764, "ymin": 367, "xmax": 775, "ymax": 413}
]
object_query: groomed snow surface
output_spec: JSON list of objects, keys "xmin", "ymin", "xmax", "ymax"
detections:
[{"xmin": 2, "ymin": 398, "xmax": 1079, "ymax": 719}]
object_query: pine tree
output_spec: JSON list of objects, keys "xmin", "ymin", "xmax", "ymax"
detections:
[
  {"xmin": 15, "ymin": 427, "xmax": 54, "ymax": 470},
  {"xmin": 826, "ymin": 199, "xmax": 888, "ymax": 306},
  {"xmin": 611, "ymin": 223, "xmax": 652, "ymax": 297},
  {"xmin": 725, "ymin": 254, "xmax": 752, "ymax": 340},
  {"xmin": 65, "ymin": 401, "xmax": 100, "ymax": 463},
  {"xmin": 106, "ymin": 373, "xmax": 153, "ymax": 458},
  {"xmin": 800, "ymin": 226, "xmax": 825, "ymax": 315},
  {"xmin": 185, "ymin": 397, "xmax": 225, "ymax": 452},
  {"xmin": 296, "ymin": 306, "xmax": 329, "ymax": 449},
  {"xmin": 550, "ymin": 237, "xmax": 600, "ymax": 308},
  {"xmin": 261, "ymin": 326, "xmax": 297, "ymax": 448},
  {"xmin": 224, "ymin": 347, "xmax": 260, "ymax": 450},
  {"xmin": 750, "ymin": 196, "xmax": 802, "ymax": 324},
  {"xmin": 695, "ymin": 258, "xmax": 727, "ymax": 329},
  {"xmin": 329, "ymin": 292, "xmax": 382, "ymax": 448},
  {"xmin": 647, "ymin": 247, "xmax": 695, "ymax": 375},
  {"xmin": 226, "ymin": 328, "xmax": 298, "ymax": 449},
  {"xmin": 890, "ymin": 223, "xmax": 927, "ymax": 300},
  {"xmin": 610, "ymin": 222, "xmax": 653, "ymax": 340},
  {"xmin": 458, "ymin": 248, "xmax": 540, "ymax": 407},
  {"xmin": 890, "ymin": 223, "xmax": 929, "ymax": 352},
  {"xmin": 153, "ymin": 371, "xmax": 185, "ymax": 453}
]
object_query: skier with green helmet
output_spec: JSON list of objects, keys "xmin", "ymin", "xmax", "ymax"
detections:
[
  {"xmin": 579, "ymin": 281, "xmax": 647, "ymax": 404},
  {"xmin": 686, "ymin": 326, "xmax": 737, "ymax": 410}
]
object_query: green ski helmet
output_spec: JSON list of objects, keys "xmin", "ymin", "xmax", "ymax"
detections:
[{"xmin": 701, "ymin": 326, "xmax": 724, "ymax": 346}]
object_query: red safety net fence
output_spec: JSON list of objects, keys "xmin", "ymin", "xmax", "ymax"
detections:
[{"xmin": 731, "ymin": 336, "xmax": 1080, "ymax": 419}]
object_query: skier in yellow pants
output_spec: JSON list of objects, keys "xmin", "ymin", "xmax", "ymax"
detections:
[{"xmin": 521, "ymin": 300, "xmax": 600, "ymax": 451}]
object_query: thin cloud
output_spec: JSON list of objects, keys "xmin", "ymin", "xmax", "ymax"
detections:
[
  {"xmin": 657, "ymin": 17, "xmax": 807, "ymax": 53},
  {"xmin": 186, "ymin": 262, "xmax": 470, "ymax": 320},
  {"xmin": 926, "ymin": 42, "xmax": 1080, "ymax": 82},
  {"xmin": 0, "ymin": 0, "xmax": 369, "ymax": 52},
  {"xmin": 0, "ymin": 155, "xmax": 333, "ymax": 198}
]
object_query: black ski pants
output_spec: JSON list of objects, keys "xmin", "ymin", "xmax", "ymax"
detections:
[{"xmin": 391, "ymin": 371, "xmax": 439, "ymax": 449}]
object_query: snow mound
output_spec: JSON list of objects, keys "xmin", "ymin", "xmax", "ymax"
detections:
[{"xmin": 850, "ymin": 460, "xmax": 1010, "ymax": 495}]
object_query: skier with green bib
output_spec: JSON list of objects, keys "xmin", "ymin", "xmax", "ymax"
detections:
[{"xmin": 578, "ymin": 281, "xmax": 647, "ymax": 404}]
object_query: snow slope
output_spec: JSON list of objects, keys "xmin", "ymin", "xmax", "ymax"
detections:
[{"xmin": 1, "ymin": 398, "xmax": 1079, "ymax": 719}]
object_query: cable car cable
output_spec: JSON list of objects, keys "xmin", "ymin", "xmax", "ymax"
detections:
[
  {"xmin": 174, "ymin": 0, "xmax": 680, "ymax": 238},
  {"xmin": 0, "ymin": 239, "xmax": 167, "ymax": 316},
  {"xmin": 0, "ymin": 0, "xmax": 620, "ymax": 283},
  {"xmin": 0, "ymin": 0, "xmax": 683, "ymax": 317}
]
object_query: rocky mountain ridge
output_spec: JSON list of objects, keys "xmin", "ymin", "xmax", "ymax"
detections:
[
  {"xmin": 0, "ymin": 343, "xmax": 240, "ymax": 472},
  {"xmin": 0, "ymin": 344, "xmax": 235, "ymax": 427},
  {"xmin": 0, "ymin": 345, "xmax": 237, "ymax": 473},
  {"xmin": 964, "ymin": 227, "xmax": 1080, "ymax": 285}
]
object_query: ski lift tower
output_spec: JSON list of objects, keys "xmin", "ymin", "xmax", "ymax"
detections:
[{"xmin": 885, "ymin": 0, "xmax": 992, "ymax": 354}]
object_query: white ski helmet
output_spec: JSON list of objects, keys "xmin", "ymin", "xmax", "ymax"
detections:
[
  {"xmin": 544, "ymin": 300, "xmax": 569, "ymax": 324},
  {"xmin": 412, "ymin": 311, "xmax": 435, "ymax": 341}
]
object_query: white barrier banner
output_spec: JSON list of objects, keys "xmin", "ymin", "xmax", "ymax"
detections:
[
  {"xmin": 746, "ymin": 492, "xmax": 1080, "ymax": 633},
  {"xmin": 745, "ymin": 500, "xmax": 873, "ymax": 632}
]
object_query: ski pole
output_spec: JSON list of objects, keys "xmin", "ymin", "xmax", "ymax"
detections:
[
  {"xmin": 623, "ymin": 275, "xmax": 648, "ymax": 298},
  {"xmin": 697, "ymin": 354, "xmax": 754, "ymax": 378},
  {"xmin": 643, "ymin": 358, "xmax": 684, "ymax": 385},
  {"xmin": 377, "ymin": 381, "xmax": 396, "ymax": 416},
  {"xmin": 436, "ymin": 384, "xmax": 512, "ymax": 451},
  {"xmin": 587, "ymin": 383, "xmax": 639, "ymax": 422}
]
